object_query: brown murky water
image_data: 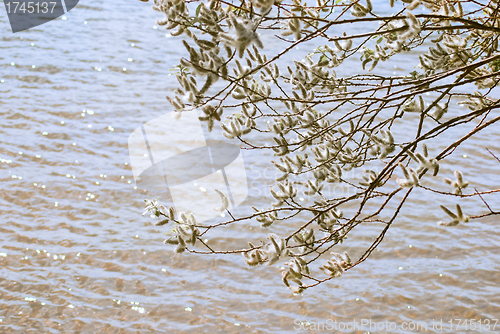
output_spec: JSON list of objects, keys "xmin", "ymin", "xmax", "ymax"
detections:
[{"xmin": 1, "ymin": 1, "xmax": 500, "ymax": 333}]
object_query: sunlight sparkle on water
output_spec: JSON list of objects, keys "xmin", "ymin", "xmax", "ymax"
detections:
[{"xmin": 132, "ymin": 306, "xmax": 145, "ymax": 313}]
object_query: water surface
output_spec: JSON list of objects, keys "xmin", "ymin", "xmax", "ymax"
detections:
[{"xmin": 1, "ymin": 1, "xmax": 500, "ymax": 333}]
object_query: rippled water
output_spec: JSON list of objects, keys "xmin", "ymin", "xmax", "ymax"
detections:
[{"xmin": 1, "ymin": 1, "xmax": 500, "ymax": 333}]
